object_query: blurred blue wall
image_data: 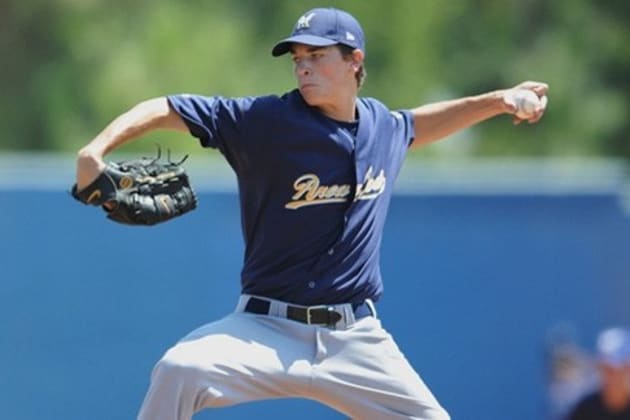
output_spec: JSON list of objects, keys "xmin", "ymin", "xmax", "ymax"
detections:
[{"xmin": 1, "ymin": 189, "xmax": 629, "ymax": 420}]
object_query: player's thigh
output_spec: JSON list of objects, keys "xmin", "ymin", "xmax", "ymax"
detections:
[
  {"xmin": 152, "ymin": 314, "xmax": 314, "ymax": 403},
  {"xmin": 314, "ymin": 318, "xmax": 449, "ymax": 419}
]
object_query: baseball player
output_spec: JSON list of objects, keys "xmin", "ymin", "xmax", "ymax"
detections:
[{"xmin": 75, "ymin": 7, "xmax": 548, "ymax": 420}]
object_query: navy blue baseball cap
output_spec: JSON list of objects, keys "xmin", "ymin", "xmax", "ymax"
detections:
[{"xmin": 272, "ymin": 8, "xmax": 365, "ymax": 57}]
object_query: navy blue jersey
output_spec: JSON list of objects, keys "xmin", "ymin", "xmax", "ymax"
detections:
[{"xmin": 168, "ymin": 90, "xmax": 414, "ymax": 305}]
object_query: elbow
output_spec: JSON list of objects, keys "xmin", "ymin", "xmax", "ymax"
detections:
[
  {"xmin": 76, "ymin": 146, "xmax": 103, "ymax": 167},
  {"xmin": 410, "ymin": 133, "xmax": 440, "ymax": 148}
]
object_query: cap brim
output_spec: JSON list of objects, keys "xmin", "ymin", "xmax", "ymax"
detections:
[
  {"xmin": 600, "ymin": 356, "xmax": 630, "ymax": 367},
  {"xmin": 271, "ymin": 35, "xmax": 337, "ymax": 57}
]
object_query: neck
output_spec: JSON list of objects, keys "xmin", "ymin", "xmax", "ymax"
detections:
[
  {"xmin": 602, "ymin": 384, "xmax": 630, "ymax": 411},
  {"xmin": 317, "ymin": 92, "xmax": 358, "ymax": 123}
]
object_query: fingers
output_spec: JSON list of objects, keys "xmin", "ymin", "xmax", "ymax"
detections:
[
  {"xmin": 527, "ymin": 95, "xmax": 548, "ymax": 123},
  {"xmin": 539, "ymin": 94, "xmax": 549, "ymax": 109},
  {"xmin": 509, "ymin": 82, "xmax": 549, "ymax": 125},
  {"xmin": 522, "ymin": 94, "xmax": 548, "ymax": 124},
  {"xmin": 516, "ymin": 80, "xmax": 549, "ymax": 96}
]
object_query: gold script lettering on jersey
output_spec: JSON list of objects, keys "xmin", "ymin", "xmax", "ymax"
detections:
[{"xmin": 285, "ymin": 166, "xmax": 386, "ymax": 210}]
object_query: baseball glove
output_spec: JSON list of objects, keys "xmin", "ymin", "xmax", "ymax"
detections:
[{"xmin": 71, "ymin": 148, "xmax": 198, "ymax": 226}]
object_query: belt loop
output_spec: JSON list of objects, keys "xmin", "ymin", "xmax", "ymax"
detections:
[
  {"xmin": 325, "ymin": 306, "xmax": 341, "ymax": 328},
  {"xmin": 236, "ymin": 295, "xmax": 252, "ymax": 312},
  {"xmin": 270, "ymin": 300, "xmax": 288, "ymax": 318},
  {"xmin": 341, "ymin": 304, "xmax": 355, "ymax": 329},
  {"xmin": 365, "ymin": 299, "xmax": 377, "ymax": 318},
  {"xmin": 279, "ymin": 301, "xmax": 289, "ymax": 318}
]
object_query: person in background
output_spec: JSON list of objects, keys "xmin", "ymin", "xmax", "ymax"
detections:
[{"xmin": 567, "ymin": 327, "xmax": 630, "ymax": 420}]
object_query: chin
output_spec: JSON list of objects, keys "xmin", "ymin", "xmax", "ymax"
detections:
[
  {"xmin": 299, "ymin": 88, "xmax": 322, "ymax": 106},
  {"xmin": 300, "ymin": 90, "xmax": 322, "ymax": 106}
]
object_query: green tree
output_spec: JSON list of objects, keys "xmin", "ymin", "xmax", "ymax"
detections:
[{"xmin": 1, "ymin": 0, "xmax": 628, "ymax": 160}]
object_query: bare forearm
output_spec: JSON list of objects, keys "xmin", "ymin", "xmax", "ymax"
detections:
[
  {"xmin": 411, "ymin": 81, "xmax": 549, "ymax": 147},
  {"xmin": 79, "ymin": 97, "xmax": 185, "ymax": 157},
  {"xmin": 76, "ymin": 97, "xmax": 187, "ymax": 189},
  {"xmin": 411, "ymin": 90, "xmax": 507, "ymax": 147}
]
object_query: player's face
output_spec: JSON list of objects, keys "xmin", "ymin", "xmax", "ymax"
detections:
[
  {"xmin": 290, "ymin": 44, "xmax": 357, "ymax": 109},
  {"xmin": 599, "ymin": 362, "xmax": 630, "ymax": 389}
]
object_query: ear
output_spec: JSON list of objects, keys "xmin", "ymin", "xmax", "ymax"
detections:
[{"xmin": 351, "ymin": 49, "xmax": 365, "ymax": 70}]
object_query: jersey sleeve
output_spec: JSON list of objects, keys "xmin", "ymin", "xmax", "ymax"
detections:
[
  {"xmin": 391, "ymin": 109, "xmax": 415, "ymax": 148},
  {"xmin": 167, "ymin": 94, "xmax": 256, "ymax": 151}
]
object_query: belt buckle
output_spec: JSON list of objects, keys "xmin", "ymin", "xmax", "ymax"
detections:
[{"xmin": 306, "ymin": 305, "xmax": 330, "ymax": 325}]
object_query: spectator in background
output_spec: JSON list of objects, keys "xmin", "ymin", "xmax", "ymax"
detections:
[
  {"xmin": 567, "ymin": 327, "xmax": 630, "ymax": 420},
  {"xmin": 547, "ymin": 340, "xmax": 597, "ymax": 420}
]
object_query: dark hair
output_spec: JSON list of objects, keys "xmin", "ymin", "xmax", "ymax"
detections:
[{"xmin": 337, "ymin": 44, "xmax": 367, "ymax": 89}]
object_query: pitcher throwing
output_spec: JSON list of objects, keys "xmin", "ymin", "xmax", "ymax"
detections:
[{"xmin": 74, "ymin": 7, "xmax": 548, "ymax": 419}]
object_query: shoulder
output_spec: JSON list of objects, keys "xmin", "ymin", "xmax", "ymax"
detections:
[
  {"xmin": 358, "ymin": 97, "xmax": 410, "ymax": 121},
  {"xmin": 358, "ymin": 96, "xmax": 413, "ymax": 131},
  {"xmin": 568, "ymin": 391, "xmax": 602, "ymax": 419},
  {"xmin": 167, "ymin": 92, "xmax": 305, "ymax": 122},
  {"xmin": 167, "ymin": 92, "xmax": 297, "ymax": 115},
  {"xmin": 577, "ymin": 391, "xmax": 601, "ymax": 406},
  {"xmin": 241, "ymin": 89, "xmax": 310, "ymax": 118},
  {"xmin": 358, "ymin": 96, "xmax": 389, "ymax": 115}
]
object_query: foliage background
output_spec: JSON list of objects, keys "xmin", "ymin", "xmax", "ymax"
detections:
[
  {"xmin": 2, "ymin": 3, "xmax": 629, "ymax": 419},
  {"xmin": 2, "ymin": 0, "xmax": 629, "ymax": 159}
]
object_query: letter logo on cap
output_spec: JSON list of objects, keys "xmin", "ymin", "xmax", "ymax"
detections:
[{"xmin": 296, "ymin": 12, "xmax": 316, "ymax": 30}]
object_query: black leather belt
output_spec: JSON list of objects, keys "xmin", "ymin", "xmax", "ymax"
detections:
[{"xmin": 244, "ymin": 296, "xmax": 373, "ymax": 327}]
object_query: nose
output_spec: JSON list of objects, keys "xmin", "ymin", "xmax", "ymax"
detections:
[{"xmin": 295, "ymin": 61, "xmax": 311, "ymax": 77}]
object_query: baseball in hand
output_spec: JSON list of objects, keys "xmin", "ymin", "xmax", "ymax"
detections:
[{"xmin": 511, "ymin": 89, "xmax": 543, "ymax": 119}]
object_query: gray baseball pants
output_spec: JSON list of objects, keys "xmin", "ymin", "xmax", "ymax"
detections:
[{"xmin": 137, "ymin": 295, "xmax": 450, "ymax": 419}]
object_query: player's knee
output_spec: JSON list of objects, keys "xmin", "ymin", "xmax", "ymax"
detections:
[
  {"xmin": 430, "ymin": 406, "xmax": 450, "ymax": 420},
  {"xmin": 146, "ymin": 351, "xmax": 225, "ymax": 413},
  {"xmin": 151, "ymin": 348, "xmax": 206, "ymax": 387},
  {"xmin": 409, "ymin": 403, "xmax": 450, "ymax": 420},
  {"xmin": 151, "ymin": 358, "xmax": 189, "ymax": 389}
]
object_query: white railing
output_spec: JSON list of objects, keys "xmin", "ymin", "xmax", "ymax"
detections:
[{"xmin": 0, "ymin": 152, "xmax": 628, "ymax": 199}]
